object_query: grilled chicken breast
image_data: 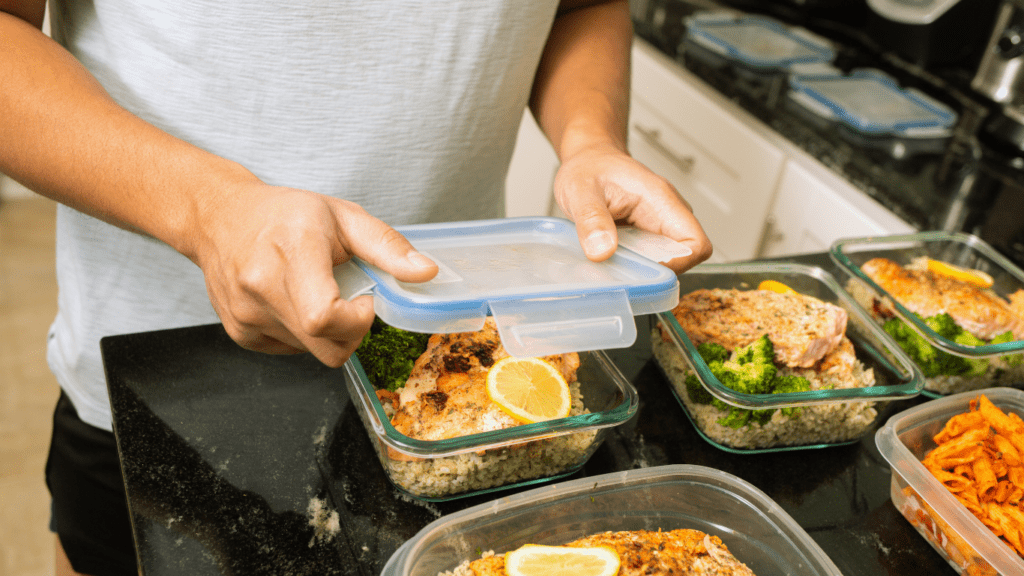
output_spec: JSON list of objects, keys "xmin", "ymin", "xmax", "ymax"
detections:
[
  {"xmin": 861, "ymin": 257, "xmax": 1024, "ymax": 340},
  {"xmin": 667, "ymin": 288, "xmax": 847, "ymax": 368},
  {"xmin": 462, "ymin": 529, "xmax": 757, "ymax": 576},
  {"xmin": 383, "ymin": 319, "xmax": 580, "ymax": 443}
]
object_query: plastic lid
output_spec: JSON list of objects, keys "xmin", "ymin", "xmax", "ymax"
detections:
[
  {"xmin": 867, "ymin": 0, "xmax": 963, "ymax": 24},
  {"xmin": 684, "ymin": 14, "xmax": 835, "ymax": 70},
  {"xmin": 333, "ymin": 217, "xmax": 681, "ymax": 357},
  {"xmin": 788, "ymin": 69, "xmax": 957, "ymax": 137}
]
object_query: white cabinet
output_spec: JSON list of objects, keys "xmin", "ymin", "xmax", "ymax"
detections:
[
  {"xmin": 629, "ymin": 41, "xmax": 785, "ymax": 263},
  {"xmin": 758, "ymin": 157, "xmax": 916, "ymax": 258}
]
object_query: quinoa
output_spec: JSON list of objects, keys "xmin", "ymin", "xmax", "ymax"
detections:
[
  {"xmin": 651, "ymin": 328, "xmax": 878, "ymax": 450},
  {"xmin": 375, "ymin": 383, "xmax": 598, "ymax": 499},
  {"xmin": 844, "ymin": 275, "xmax": 1024, "ymax": 395}
]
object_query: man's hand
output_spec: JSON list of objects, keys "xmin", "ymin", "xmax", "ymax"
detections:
[
  {"xmin": 190, "ymin": 183, "xmax": 438, "ymax": 367},
  {"xmin": 554, "ymin": 143, "xmax": 712, "ymax": 273}
]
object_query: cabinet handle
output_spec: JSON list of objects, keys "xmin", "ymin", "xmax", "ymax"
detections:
[{"xmin": 633, "ymin": 124, "xmax": 696, "ymax": 174}]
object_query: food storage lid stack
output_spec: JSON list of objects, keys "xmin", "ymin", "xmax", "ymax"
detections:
[
  {"xmin": 787, "ymin": 69, "xmax": 957, "ymax": 138},
  {"xmin": 333, "ymin": 217, "xmax": 683, "ymax": 357},
  {"xmin": 683, "ymin": 13, "xmax": 836, "ymax": 71}
]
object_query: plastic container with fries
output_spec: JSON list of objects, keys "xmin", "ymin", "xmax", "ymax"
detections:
[{"xmin": 876, "ymin": 388, "xmax": 1024, "ymax": 575}]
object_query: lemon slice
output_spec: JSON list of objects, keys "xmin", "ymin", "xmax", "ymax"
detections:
[
  {"xmin": 927, "ymin": 259, "xmax": 994, "ymax": 288},
  {"xmin": 758, "ymin": 279, "xmax": 796, "ymax": 294},
  {"xmin": 504, "ymin": 544, "xmax": 620, "ymax": 576},
  {"xmin": 486, "ymin": 357, "xmax": 571, "ymax": 424}
]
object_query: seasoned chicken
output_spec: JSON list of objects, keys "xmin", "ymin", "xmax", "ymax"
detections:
[
  {"xmin": 861, "ymin": 257, "xmax": 1024, "ymax": 340},
  {"xmin": 462, "ymin": 529, "xmax": 757, "ymax": 576},
  {"xmin": 666, "ymin": 288, "xmax": 847, "ymax": 368},
  {"xmin": 385, "ymin": 319, "xmax": 580, "ymax": 443}
]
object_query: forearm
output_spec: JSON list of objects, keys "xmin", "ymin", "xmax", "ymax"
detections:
[
  {"xmin": 0, "ymin": 12, "xmax": 256, "ymax": 259},
  {"xmin": 530, "ymin": 0, "xmax": 632, "ymax": 161}
]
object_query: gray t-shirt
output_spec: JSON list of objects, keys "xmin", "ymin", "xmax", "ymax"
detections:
[{"xmin": 46, "ymin": 0, "xmax": 559, "ymax": 430}]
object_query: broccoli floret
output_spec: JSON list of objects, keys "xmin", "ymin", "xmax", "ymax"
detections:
[
  {"xmin": 991, "ymin": 331, "xmax": 1023, "ymax": 366},
  {"xmin": 684, "ymin": 374, "xmax": 713, "ymax": 404},
  {"xmin": 773, "ymin": 374, "xmax": 812, "ymax": 394},
  {"xmin": 696, "ymin": 341, "xmax": 730, "ymax": 365},
  {"xmin": 734, "ymin": 334, "xmax": 775, "ymax": 366},
  {"xmin": 717, "ymin": 408, "xmax": 751, "ymax": 429},
  {"xmin": 354, "ymin": 317, "xmax": 431, "ymax": 391},
  {"xmin": 709, "ymin": 336, "xmax": 777, "ymax": 395},
  {"xmin": 925, "ymin": 313, "xmax": 961, "ymax": 340},
  {"xmin": 716, "ymin": 359, "xmax": 777, "ymax": 395},
  {"xmin": 953, "ymin": 331, "xmax": 990, "ymax": 377},
  {"xmin": 883, "ymin": 316, "xmax": 983, "ymax": 378}
]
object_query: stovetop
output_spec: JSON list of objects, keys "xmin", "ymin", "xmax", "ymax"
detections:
[{"xmin": 629, "ymin": 0, "xmax": 1001, "ymax": 236}]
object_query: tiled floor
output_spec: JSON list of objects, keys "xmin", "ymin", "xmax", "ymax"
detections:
[{"xmin": 1, "ymin": 194, "xmax": 60, "ymax": 576}]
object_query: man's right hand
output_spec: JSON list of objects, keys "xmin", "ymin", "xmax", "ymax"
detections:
[{"xmin": 188, "ymin": 182, "xmax": 439, "ymax": 368}]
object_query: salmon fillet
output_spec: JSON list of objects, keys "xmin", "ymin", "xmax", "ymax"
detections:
[
  {"xmin": 461, "ymin": 529, "xmax": 757, "ymax": 576},
  {"xmin": 861, "ymin": 257, "xmax": 1024, "ymax": 340},
  {"xmin": 667, "ymin": 288, "xmax": 847, "ymax": 368},
  {"xmin": 385, "ymin": 319, "xmax": 580, "ymax": 443}
]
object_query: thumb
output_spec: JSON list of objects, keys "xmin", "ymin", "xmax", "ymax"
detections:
[
  {"xmin": 337, "ymin": 205, "xmax": 438, "ymax": 283},
  {"xmin": 573, "ymin": 201, "xmax": 619, "ymax": 263}
]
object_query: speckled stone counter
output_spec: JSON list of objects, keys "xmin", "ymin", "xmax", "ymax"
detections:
[{"xmin": 103, "ymin": 254, "xmax": 962, "ymax": 575}]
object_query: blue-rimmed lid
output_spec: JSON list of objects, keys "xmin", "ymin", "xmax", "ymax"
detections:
[
  {"xmin": 788, "ymin": 69, "xmax": 957, "ymax": 137},
  {"xmin": 333, "ymin": 217, "xmax": 682, "ymax": 357},
  {"xmin": 684, "ymin": 14, "xmax": 835, "ymax": 70}
]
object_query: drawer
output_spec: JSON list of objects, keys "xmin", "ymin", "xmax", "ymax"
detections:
[{"xmin": 629, "ymin": 45, "xmax": 785, "ymax": 261}]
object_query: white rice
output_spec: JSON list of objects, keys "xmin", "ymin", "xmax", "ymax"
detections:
[
  {"xmin": 651, "ymin": 328, "xmax": 878, "ymax": 450},
  {"xmin": 376, "ymin": 384, "xmax": 598, "ymax": 499},
  {"xmin": 844, "ymin": 276, "xmax": 1024, "ymax": 395}
]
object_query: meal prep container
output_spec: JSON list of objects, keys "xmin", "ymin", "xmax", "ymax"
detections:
[
  {"xmin": 653, "ymin": 262, "xmax": 924, "ymax": 453},
  {"xmin": 786, "ymin": 69, "xmax": 957, "ymax": 157},
  {"xmin": 832, "ymin": 231, "xmax": 1024, "ymax": 358},
  {"xmin": 343, "ymin": 349, "xmax": 638, "ymax": 501},
  {"xmin": 381, "ymin": 464, "xmax": 843, "ymax": 576},
  {"xmin": 333, "ymin": 217, "xmax": 683, "ymax": 358},
  {"xmin": 875, "ymin": 387, "xmax": 1024, "ymax": 575},
  {"xmin": 682, "ymin": 13, "xmax": 835, "ymax": 75}
]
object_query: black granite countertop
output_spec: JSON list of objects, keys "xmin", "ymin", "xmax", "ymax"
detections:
[{"xmin": 103, "ymin": 253, "xmax": 964, "ymax": 576}]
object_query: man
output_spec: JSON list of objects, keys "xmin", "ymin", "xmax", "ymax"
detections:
[{"xmin": 0, "ymin": 1, "xmax": 711, "ymax": 574}]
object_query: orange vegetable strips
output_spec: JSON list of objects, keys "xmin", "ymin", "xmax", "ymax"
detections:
[
  {"xmin": 920, "ymin": 394, "xmax": 1024, "ymax": 560},
  {"xmin": 992, "ymin": 434, "xmax": 1022, "ymax": 466}
]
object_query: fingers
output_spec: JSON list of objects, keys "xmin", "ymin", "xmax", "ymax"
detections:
[
  {"xmin": 556, "ymin": 150, "xmax": 713, "ymax": 273},
  {"xmin": 336, "ymin": 201, "xmax": 438, "ymax": 283}
]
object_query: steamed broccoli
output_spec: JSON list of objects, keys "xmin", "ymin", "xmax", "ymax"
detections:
[
  {"xmin": 696, "ymin": 341, "xmax": 730, "ymax": 365},
  {"xmin": 991, "ymin": 331, "xmax": 1023, "ymax": 366},
  {"xmin": 734, "ymin": 334, "xmax": 775, "ymax": 366},
  {"xmin": 686, "ymin": 334, "xmax": 811, "ymax": 428},
  {"xmin": 354, "ymin": 317, "xmax": 431, "ymax": 391},
  {"xmin": 884, "ymin": 314, "xmax": 990, "ymax": 378}
]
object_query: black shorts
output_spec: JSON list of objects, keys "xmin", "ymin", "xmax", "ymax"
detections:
[{"xmin": 46, "ymin": 391, "xmax": 138, "ymax": 576}]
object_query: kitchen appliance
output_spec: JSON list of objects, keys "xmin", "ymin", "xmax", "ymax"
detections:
[
  {"xmin": 866, "ymin": 0, "xmax": 1000, "ymax": 67},
  {"xmin": 973, "ymin": 0, "xmax": 1024, "ymax": 152}
]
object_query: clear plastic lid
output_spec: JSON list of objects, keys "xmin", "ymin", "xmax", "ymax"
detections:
[
  {"xmin": 684, "ymin": 14, "xmax": 835, "ymax": 70},
  {"xmin": 788, "ymin": 69, "xmax": 957, "ymax": 137},
  {"xmin": 332, "ymin": 217, "xmax": 681, "ymax": 357}
]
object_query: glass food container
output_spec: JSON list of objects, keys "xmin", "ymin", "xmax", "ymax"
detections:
[
  {"xmin": 831, "ymin": 231, "xmax": 1024, "ymax": 397},
  {"xmin": 875, "ymin": 387, "xmax": 1024, "ymax": 575},
  {"xmin": 652, "ymin": 262, "xmax": 923, "ymax": 453},
  {"xmin": 381, "ymin": 464, "xmax": 843, "ymax": 576},
  {"xmin": 344, "ymin": 348, "xmax": 638, "ymax": 501}
]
